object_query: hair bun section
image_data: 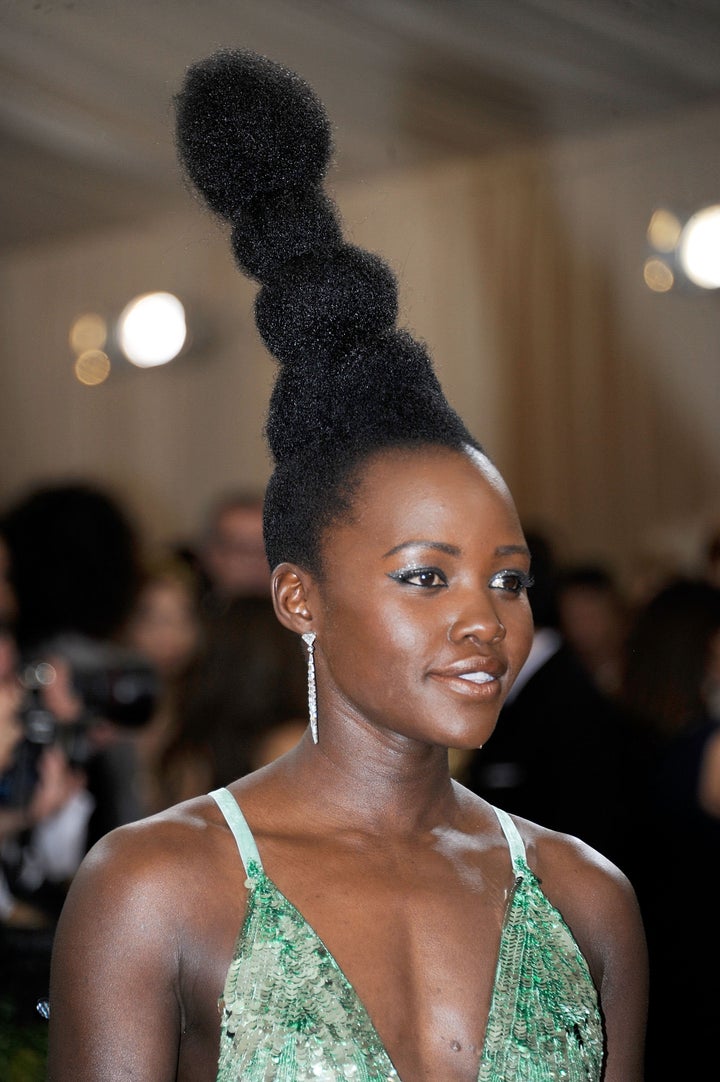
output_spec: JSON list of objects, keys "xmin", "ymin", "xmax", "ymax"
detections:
[
  {"xmin": 231, "ymin": 189, "xmax": 342, "ymax": 282},
  {"xmin": 175, "ymin": 49, "xmax": 333, "ymax": 218},
  {"xmin": 255, "ymin": 245, "xmax": 399, "ymax": 365},
  {"xmin": 265, "ymin": 330, "xmax": 466, "ymax": 464}
]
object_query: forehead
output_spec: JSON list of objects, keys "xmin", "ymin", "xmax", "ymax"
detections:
[{"xmin": 326, "ymin": 446, "xmax": 524, "ymax": 559}]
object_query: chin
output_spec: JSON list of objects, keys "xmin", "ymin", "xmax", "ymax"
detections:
[{"xmin": 429, "ymin": 720, "xmax": 499, "ymax": 753}]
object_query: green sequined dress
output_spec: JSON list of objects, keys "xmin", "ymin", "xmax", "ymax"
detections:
[{"xmin": 210, "ymin": 788, "xmax": 604, "ymax": 1082}]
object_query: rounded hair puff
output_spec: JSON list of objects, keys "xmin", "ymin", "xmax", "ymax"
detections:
[
  {"xmin": 174, "ymin": 49, "xmax": 479, "ymax": 573},
  {"xmin": 175, "ymin": 49, "xmax": 333, "ymax": 221}
]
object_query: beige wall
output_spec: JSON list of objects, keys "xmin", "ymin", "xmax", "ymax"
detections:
[{"xmin": 1, "ymin": 102, "xmax": 718, "ymax": 585}]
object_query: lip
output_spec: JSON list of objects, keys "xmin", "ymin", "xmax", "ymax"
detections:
[{"xmin": 428, "ymin": 658, "xmax": 507, "ymax": 700}]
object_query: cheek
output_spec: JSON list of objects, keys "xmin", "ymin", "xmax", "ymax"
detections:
[
  {"xmin": 320, "ymin": 595, "xmax": 429, "ymax": 700},
  {"xmin": 505, "ymin": 600, "xmax": 534, "ymax": 672}
]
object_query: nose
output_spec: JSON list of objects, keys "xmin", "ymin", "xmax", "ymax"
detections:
[{"xmin": 448, "ymin": 590, "xmax": 506, "ymax": 646}]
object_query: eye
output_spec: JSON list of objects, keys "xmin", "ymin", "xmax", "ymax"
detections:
[
  {"xmin": 388, "ymin": 566, "xmax": 448, "ymax": 589},
  {"xmin": 489, "ymin": 570, "xmax": 534, "ymax": 595}
]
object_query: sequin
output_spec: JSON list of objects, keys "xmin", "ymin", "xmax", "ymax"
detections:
[
  {"xmin": 211, "ymin": 790, "xmax": 603, "ymax": 1082},
  {"xmin": 216, "ymin": 860, "xmax": 399, "ymax": 1082},
  {"xmin": 477, "ymin": 854, "xmax": 603, "ymax": 1081}
]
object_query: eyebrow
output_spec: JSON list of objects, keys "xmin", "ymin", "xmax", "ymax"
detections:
[
  {"xmin": 383, "ymin": 540, "xmax": 460, "ymax": 559},
  {"xmin": 382, "ymin": 541, "xmax": 531, "ymax": 560},
  {"xmin": 496, "ymin": 544, "xmax": 532, "ymax": 560}
]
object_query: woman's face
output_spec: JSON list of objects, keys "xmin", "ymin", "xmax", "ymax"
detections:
[
  {"xmin": 305, "ymin": 446, "xmax": 534, "ymax": 751},
  {"xmin": 127, "ymin": 578, "xmax": 199, "ymax": 679}
]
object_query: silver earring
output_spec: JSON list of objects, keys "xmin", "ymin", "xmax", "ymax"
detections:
[{"xmin": 302, "ymin": 632, "xmax": 318, "ymax": 743}]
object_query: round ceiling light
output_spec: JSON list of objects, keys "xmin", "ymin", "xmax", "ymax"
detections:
[
  {"xmin": 678, "ymin": 205, "xmax": 720, "ymax": 290},
  {"xmin": 117, "ymin": 292, "xmax": 187, "ymax": 367}
]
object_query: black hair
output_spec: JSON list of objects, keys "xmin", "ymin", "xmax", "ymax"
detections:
[
  {"xmin": 0, "ymin": 482, "xmax": 141, "ymax": 653},
  {"xmin": 174, "ymin": 49, "xmax": 480, "ymax": 574}
]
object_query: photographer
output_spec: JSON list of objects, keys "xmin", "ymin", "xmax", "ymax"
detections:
[
  {"xmin": 1, "ymin": 636, "xmax": 90, "ymax": 926},
  {"xmin": 1, "ymin": 481, "xmax": 150, "ymax": 852},
  {"xmin": 0, "ymin": 485, "xmax": 158, "ymax": 1045}
]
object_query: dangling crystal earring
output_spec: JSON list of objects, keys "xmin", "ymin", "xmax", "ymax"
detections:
[{"xmin": 301, "ymin": 632, "xmax": 318, "ymax": 743}]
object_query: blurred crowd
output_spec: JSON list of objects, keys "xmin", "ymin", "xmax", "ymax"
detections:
[
  {"xmin": 0, "ymin": 481, "xmax": 306, "ymax": 1071},
  {"xmin": 0, "ymin": 477, "xmax": 718, "ymax": 1077}
]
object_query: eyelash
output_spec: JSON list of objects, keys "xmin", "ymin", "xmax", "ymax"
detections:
[
  {"xmin": 389, "ymin": 566, "xmax": 448, "ymax": 588},
  {"xmin": 388, "ymin": 567, "xmax": 534, "ymax": 594},
  {"xmin": 489, "ymin": 570, "xmax": 534, "ymax": 596}
]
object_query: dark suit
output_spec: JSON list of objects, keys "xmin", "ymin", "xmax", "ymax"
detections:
[{"xmin": 467, "ymin": 643, "xmax": 647, "ymax": 871}]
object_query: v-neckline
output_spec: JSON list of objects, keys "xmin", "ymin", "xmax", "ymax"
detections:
[
  {"xmin": 211, "ymin": 788, "xmax": 527, "ymax": 1081},
  {"xmin": 238, "ymin": 855, "xmax": 523, "ymax": 1082}
]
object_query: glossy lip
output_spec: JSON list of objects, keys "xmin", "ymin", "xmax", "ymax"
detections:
[{"xmin": 428, "ymin": 657, "xmax": 507, "ymax": 699}]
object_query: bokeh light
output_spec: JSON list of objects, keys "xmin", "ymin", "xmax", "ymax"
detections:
[
  {"xmin": 69, "ymin": 312, "xmax": 107, "ymax": 353},
  {"xmin": 679, "ymin": 205, "xmax": 720, "ymax": 289},
  {"xmin": 643, "ymin": 257, "xmax": 674, "ymax": 294},
  {"xmin": 646, "ymin": 209, "xmax": 682, "ymax": 254},
  {"xmin": 117, "ymin": 292, "xmax": 187, "ymax": 367},
  {"xmin": 74, "ymin": 349, "xmax": 112, "ymax": 386}
]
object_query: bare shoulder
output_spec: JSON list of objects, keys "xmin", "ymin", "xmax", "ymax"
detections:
[
  {"xmin": 523, "ymin": 816, "xmax": 635, "ymax": 896},
  {"xmin": 66, "ymin": 794, "xmax": 232, "ymax": 919},
  {"xmin": 48, "ymin": 794, "xmax": 245, "ymax": 1082},
  {"xmin": 457, "ymin": 787, "xmax": 638, "ymax": 922},
  {"xmin": 51, "ymin": 793, "xmax": 241, "ymax": 1000},
  {"xmin": 513, "ymin": 817, "xmax": 643, "ymax": 959}
]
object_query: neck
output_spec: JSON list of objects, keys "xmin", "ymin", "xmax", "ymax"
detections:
[{"xmin": 283, "ymin": 718, "xmax": 462, "ymax": 835}]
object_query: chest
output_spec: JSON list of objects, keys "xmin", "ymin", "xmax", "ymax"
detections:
[
  {"xmin": 223, "ymin": 873, "xmax": 600, "ymax": 1081},
  {"xmin": 180, "ymin": 853, "xmax": 509, "ymax": 1080},
  {"xmin": 177, "ymin": 840, "xmax": 602, "ymax": 1082},
  {"xmin": 224, "ymin": 866, "xmax": 508, "ymax": 1081}
]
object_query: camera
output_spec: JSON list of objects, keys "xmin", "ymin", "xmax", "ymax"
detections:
[{"xmin": 0, "ymin": 634, "xmax": 160, "ymax": 808}]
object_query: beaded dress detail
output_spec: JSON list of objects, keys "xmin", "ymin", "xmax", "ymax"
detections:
[
  {"xmin": 477, "ymin": 807, "xmax": 603, "ymax": 1081},
  {"xmin": 210, "ymin": 789, "xmax": 603, "ymax": 1082}
]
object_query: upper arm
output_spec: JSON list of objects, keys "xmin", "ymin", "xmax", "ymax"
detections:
[
  {"xmin": 592, "ymin": 866, "xmax": 648, "ymax": 1082},
  {"xmin": 47, "ymin": 826, "xmax": 184, "ymax": 1082}
]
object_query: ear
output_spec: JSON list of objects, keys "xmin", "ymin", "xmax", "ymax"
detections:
[{"xmin": 271, "ymin": 562, "xmax": 318, "ymax": 635}]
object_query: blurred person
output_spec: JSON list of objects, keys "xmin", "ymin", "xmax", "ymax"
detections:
[
  {"xmin": 249, "ymin": 716, "xmax": 306, "ymax": 771},
  {"xmin": 0, "ymin": 626, "xmax": 21, "ymax": 776},
  {"xmin": 123, "ymin": 557, "xmax": 203, "ymax": 813},
  {"xmin": 556, "ymin": 564, "xmax": 628, "ymax": 696},
  {"xmin": 158, "ymin": 596, "xmax": 307, "ymax": 802},
  {"xmin": 126, "ymin": 559, "xmax": 201, "ymax": 681},
  {"xmin": 197, "ymin": 492, "xmax": 270, "ymax": 611},
  {"xmin": 1, "ymin": 654, "xmax": 94, "ymax": 924},
  {"xmin": 0, "ymin": 488, "xmax": 154, "ymax": 1066},
  {"xmin": 620, "ymin": 578, "xmax": 720, "ymax": 1078},
  {"xmin": 164, "ymin": 491, "xmax": 306, "ymax": 802},
  {"xmin": 1, "ymin": 482, "xmax": 151, "ymax": 843},
  {"xmin": 0, "ymin": 564, "xmax": 93, "ymax": 928},
  {"xmin": 0, "ymin": 535, "xmax": 18, "ymax": 627},
  {"xmin": 1, "ymin": 482, "xmax": 141, "ymax": 656},
  {"xmin": 0, "ymin": 628, "xmax": 89, "ymax": 1061},
  {"xmin": 0, "ymin": 625, "xmax": 26, "ymax": 924},
  {"xmin": 704, "ymin": 524, "xmax": 720, "ymax": 589}
]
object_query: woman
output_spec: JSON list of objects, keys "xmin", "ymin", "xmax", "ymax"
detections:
[{"xmin": 47, "ymin": 51, "xmax": 646, "ymax": 1081}]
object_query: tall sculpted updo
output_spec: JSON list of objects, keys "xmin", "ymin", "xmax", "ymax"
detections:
[{"xmin": 175, "ymin": 50, "xmax": 479, "ymax": 574}]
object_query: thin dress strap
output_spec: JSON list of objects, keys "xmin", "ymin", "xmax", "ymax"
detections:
[
  {"xmin": 210, "ymin": 787, "xmax": 263, "ymax": 876},
  {"xmin": 491, "ymin": 805, "xmax": 527, "ymax": 877}
]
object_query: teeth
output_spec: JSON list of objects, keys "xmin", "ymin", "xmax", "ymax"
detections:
[{"xmin": 458, "ymin": 671, "xmax": 494, "ymax": 684}]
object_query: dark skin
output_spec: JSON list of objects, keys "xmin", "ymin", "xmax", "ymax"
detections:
[{"xmin": 47, "ymin": 446, "xmax": 648, "ymax": 1081}]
